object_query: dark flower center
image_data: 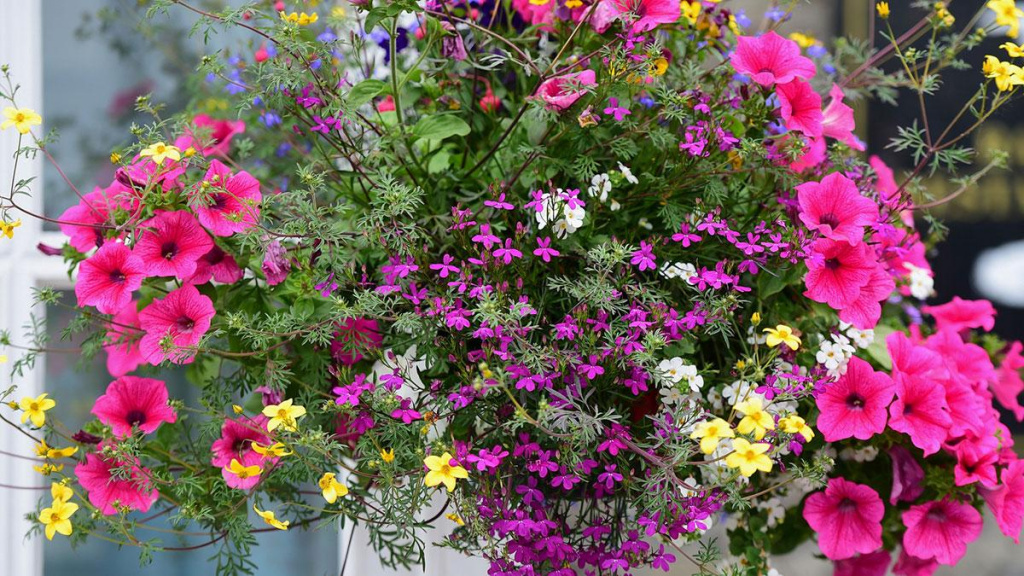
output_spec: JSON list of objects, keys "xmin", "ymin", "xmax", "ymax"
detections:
[
  {"xmin": 161, "ymin": 241, "xmax": 179, "ymax": 261},
  {"xmin": 232, "ymin": 438, "xmax": 251, "ymax": 452},
  {"xmin": 846, "ymin": 393, "xmax": 866, "ymax": 410},
  {"xmin": 824, "ymin": 258, "xmax": 841, "ymax": 270},
  {"xmin": 212, "ymin": 193, "xmax": 229, "ymax": 210},
  {"xmin": 927, "ymin": 508, "xmax": 947, "ymax": 522},
  {"xmin": 176, "ymin": 316, "xmax": 195, "ymax": 332},
  {"xmin": 819, "ymin": 213, "xmax": 840, "ymax": 229},
  {"xmin": 838, "ymin": 498, "xmax": 858, "ymax": 512},
  {"xmin": 109, "ymin": 269, "xmax": 126, "ymax": 284},
  {"xmin": 125, "ymin": 409, "xmax": 147, "ymax": 427},
  {"xmin": 205, "ymin": 249, "xmax": 225, "ymax": 265},
  {"xmin": 904, "ymin": 403, "xmax": 914, "ymax": 415}
]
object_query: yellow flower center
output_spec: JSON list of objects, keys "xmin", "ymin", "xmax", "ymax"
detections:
[
  {"xmin": 50, "ymin": 512, "xmax": 61, "ymax": 522},
  {"xmin": 29, "ymin": 402, "xmax": 39, "ymax": 411}
]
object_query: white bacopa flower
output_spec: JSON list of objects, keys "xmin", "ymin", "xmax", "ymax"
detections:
[
  {"xmin": 758, "ymin": 497, "xmax": 787, "ymax": 529},
  {"xmin": 905, "ymin": 262, "xmax": 935, "ymax": 300},
  {"xmin": 846, "ymin": 326, "xmax": 875, "ymax": 348},
  {"xmin": 661, "ymin": 262, "xmax": 698, "ymax": 283},
  {"xmin": 830, "ymin": 332, "xmax": 856, "ymax": 356},
  {"xmin": 552, "ymin": 219, "xmax": 571, "ymax": 239},
  {"xmin": 839, "ymin": 445, "xmax": 879, "ymax": 463},
  {"xmin": 746, "ymin": 325, "xmax": 767, "ymax": 345},
  {"xmin": 658, "ymin": 357, "xmax": 686, "ymax": 383},
  {"xmin": 588, "ymin": 173, "xmax": 611, "ymax": 202},
  {"xmin": 563, "ymin": 205, "xmax": 586, "ymax": 229},
  {"xmin": 722, "ymin": 380, "xmax": 759, "ymax": 406},
  {"xmin": 816, "ymin": 341, "xmax": 844, "ymax": 371},
  {"xmin": 618, "ymin": 162, "xmax": 638, "ymax": 184},
  {"xmin": 706, "ymin": 387, "xmax": 724, "ymax": 412},
  {"xmin": 659, "ymin": 385, "xmax": 686, "ymax": 406},
  {"xmin": 637, "ymin": 217, "xmax": 653, "ymax": 230},
  {"xmin": 679, "ymin": 364, "xmax": 704, "ymax": 393},
  {"xmin": 609, "ymin": 199, "xmax": 621, "ymax": 211}
]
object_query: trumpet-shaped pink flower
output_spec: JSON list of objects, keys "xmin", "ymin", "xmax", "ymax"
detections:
[
  {"xmin": 983, "ymin": 459, "xmax": 1024, "ymax": 543},
  {"xmin": 833, "ymin": 550, "xmax": 891, "ymax": 576},
  {"xmin": 211, "ymin": 415, "xmax": 276, "ymax": 490},
  {"xmin": 922, "ymin": 296, "xmax": 997, "ymax": 333},
  {"xmin": 75, "ymin": 450, "xmax": 159, "ymax": 515},
  {"xmin": 188, "ymin": 114, "xmax": 245, "ymax": 156},
  {"xmin": 797, "ymin": 172, "xmax": 879, "ymax": 245},
  {"xmin": 91, "ymin": 376, "xmax": 177, "ymax": 437},
  {"xmin": 893, "ymin": 547, "xmax": 939, "ymax": 576},
  {"xmin": 75, "ymin": 242, "xmax": 146, "ymax": 314},
  {"xmin": 331, "ymin": 318, "xmax": 383, "ymax": 365},
  {"xmin": 889, "ymin": 446, "xmax": 925, "ymax": 505},
  {"xmin": 138, "ymin": 285, "xmax": 216, "ymax": 365},
  {"xmin": 803, "ymin": 477, "xmax": 884, "ymax": 560},
  {"xmin": 609, "ymin": 0, "xmax": 680, "ymax": 32},
  {"xmin": 993, "ymin": 341, "xmax": 1024, "ymax": 421},
  {"xmin": 58, "ymin": 187, "xmax": 119, "ymax": 253},
  {"xmin": 134, "ymin": 211, "xmax": 213, "ymax": 280},
  {"xmin": 192, "ymin": 160, "xmax": 262, "ymax": 237},
  {"xmin": 901, "ymin": 498, "xmax": 983, "ymax": 565},
  {"xmin": 105, "ymin": 304, "xmax": 145, "ymax": 377},
  {"xmin": 838, "ymin": 267, "xmax": 895, "ymax": 330},
  {"xmin": 188, "ymin": 245, "xmax": 243, "ymax": 285},
  {"xmin": 776, "ymin": 79, "xmax": 823, "ymax": 137},
  {"xmin": 803, "ymin": 238, "xmax": 876, "ymax": 309},
  {"xmin": 729, "ymin": 31, "xmax": 816, "ymax": 86},
  {"xmin": 887, "ymin": 332, "xmax": 952, "ymax": 455},
  {"xmin": 822, "ymin": 84, "xmax": 864, "ymax": 150},
  {"xmin": 535, "ymin": 70, "xmax": 597, "ymax": 112},
  {"xmin": 816, "ymin": 356, "xmax": 894, "ymax": 441}
]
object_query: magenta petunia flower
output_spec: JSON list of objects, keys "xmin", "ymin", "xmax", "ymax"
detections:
[
  {"xmin": 982, "ymin": 459, "xmax": 1024, "ymax": 543},
  {"xmin": 838, "ymin": 267, "xmax": 895, "ymax": 330},
  {"xmin": 816, "ymin": 356, "xmax": 894, "ymax": 441},
  {"xmin": 993, "ymin": 341, "xmax": 1024, "ymax": 421},
  {"xmin": 211, "ymin": 415, "xmax": 276, "ymax": 490},
  {"xmin": 535, "ymin": 70, "xmax": 597, "ymax": 112},
  {"xmin": 188, "ymin": 114, "xmax": 245, "ymax": 156},
  {"xmin": 331, "ymin": 317, "xmax": 383, "ymax": 365},
  {"xmin": 58, "ymin": 187, "xmax": 122, "ymax": 253},
  {"xmin": 893, "ymin": 547, "xmax": 939, "ymax": 576},
  {"xmin": 134, "ymin": 210, "xmax": 214, "ymax": 280},
  {"xmin": 889, "ymin": 446, "xmax": 925, "ymax": 505},
  {"xmin": 921, "ymin": 296, "xmax": 997, "ymax": 333},
  {"xmin": 729, "ymin": 31, "xmax": 816, "ymax": 86},
  {"xmin": 802, "ymin": 477, "xmax": 885, "ymax": 560},
  {"xmin": 803, "ymin": 238, "xmax": 876, "ymax": 309},
  {"xmin": 191, "ymin": 160, "xmax": 262, "ymax": 237},
  {"xmin": 901, "ymin": 498, "xmax": 983, "ymax": 565},
  {"xmin": 105, "ymin": 304, "xmax": 145, "ymax": 377},
  {"xmin": 776, "ymin": 79, "xmax": 823, "ymax": 137},
  {"xmin": 609, "ymin": 0, "xmax": 680, "ymax": 32},
  {"xmin": 75, "ymin": 242, "xmax": 147, "ymax": 314},
  {"xmin": 138, "ymin": 285, "xmax": 216, "ymax": 365},
  {"xmin": 74, "ymin": 450, "xmax": 159, "ymax": 515},
  {"xmin": 188, "ymin": 245, "xmax": 243, "ymax": 285},
  {"xmin": 822, "ymin": 84, "xmax": 864, "ymax": 150},
  {"xmin": 797, "ymin": 172, "xmax": 879, "ymax": 245},
  {"xmin": 92, "ymin": 376, "xmax": 177, "ymax": 437},
  {"xmin": 262, "ymin": 239, "xmax": 290, "ymax": 285},
  {"xmin": 887, "ymin": 332, "xmax": 952, "ymax": 456},
  {"xmin": 833, "ymin": 549, "xmax": 891, "ymax": 576}
]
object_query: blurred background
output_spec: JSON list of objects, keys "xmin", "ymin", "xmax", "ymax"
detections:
[{"xmin": 1, "ymin": 0, "xmax": 1023, "ymax": 575}]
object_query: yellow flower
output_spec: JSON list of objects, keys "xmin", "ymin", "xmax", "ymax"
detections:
[
  {"xmin": 648, "ymin": 57, "xmax": 669, "ymax": 77},
  {"xmin": 1, "ymin": 219, "xmax": 22, "ymax": 239},
  {"xmin": 988, "ymin": 0, "xmax": 1023, "ymax": 38},
  {"xmin": 39, "ymin": 499, "xmax": 78, "ymax": 540},
  {"xmin": 262, "ymin": 399, "xmax": 306, "ymax": 432},
  {"xmin": 33, "ymin": 463, "xmax": 64, "ymax": 476},
  {"xmin": 231, "ymin": 404, "xmax": 244, "ymax": 414},
  {"xmin": 681, "ymin": 1, "xmax": 701, "ymax": 25},
  {"xmin": 184, "ymin": 146, "xmax": 197, "ymax": 158},
  {"xmin": 1, "ymin": 107, "xmax": 42, "ymax": 134},
  {"xmin": 689, "ymin": 418, "xmax": 735, "ymax": 454},
  {"xmin": 788, "ymin": 33, "xmax": 817, "ymax": 49},
  {"xmin": 750, "ymin": 312, "xmax": 761, "ymax": 325},
  {"xmin": 252, "ymin": 442, "xmax": 293, "ymax": 457},
  {"xmin": 778, "ymin": 415, "xmax": 815, "ymax": 442},
  {"xmin": 227, "ymin": 458, "xmax": 262, "ymax": 481},
  {"xmin": 763, "ymin": 324, "xmax": 801, "ymax": 350},
  {"xmin": 528, "ymin": 0, "xmax": 550, "ymax": 5},
  {"xmin": 253, "ymin": 504, "xmax": 289, "ymax": 530},
  {"xmin": 139, "ymin": 142, "xmax": 181, "ymax": 165},
  {"xmin": 318, "ymin": 472, "xmax": 349, "ymax": 503},
  {"xmin": 446, "ymin": 513, "xmax": 465, "ymax": 526},
  {"xmin": 983, "ymin": 55, "xmax": 1024, "ymax": 91},
  {"xmin": 51, "ymin": 481, "xmax": 73, "ymax": 503},
  {"xmin": 19, "ymin": 393, "xmax": 56, "ymax": 428},
  {"xmin": 934, "ymin": 2, "xmax": 954, "ymax": 27},
  {"xmin": 279, "ymin": 11, "xmax": 319, "ymax": 25},
  {"xmin": 36, "ymin": 440, "xmax": 78, "ymax": 460},
  {"xmin": 1002, "ymin": 42, "xmax": 1024, "ymax": 57},
  {"xmin": 423, "ymin": 451, "xmax": 469, "ymax": 492},
  {"xmin": 876, "ymin": 2, "xmax": 890, "ymax": 19},
  {"xmin": 380, "ymin": 448, "xmax": 395, "ymax": 463},
  {"xmin": 724, "ymin": 438, "xmax": 773, "ymax": 477},
  {"xmin": 735, "ymin": 397, "xmax": 775, "ymax": 440},
  {"xmin": 565, "ymin": 0, "xmax": 582, "ymax": 7}
]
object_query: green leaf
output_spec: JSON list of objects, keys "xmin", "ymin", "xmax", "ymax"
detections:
[
  {"xmin": 412, "ymin": 114, "xmax": 471, "ymax": 141},
  {"xmin": 427, "ymin": 150, "xmax": 451, "ymax": 174},
  {"xmin": 348, "ymin": 79, "xmax": 386, "ymax": 108},
  {"xmin": 865, "ymin": 324, "xmax": 896, "ymax": 370}
]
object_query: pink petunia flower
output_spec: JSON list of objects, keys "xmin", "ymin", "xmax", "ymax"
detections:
[
  {"xmin": 58, "ymin": 187, "xmax": 121, "ymax": 253},
  {"xmin": 776, "ymin": 79, "xmax": 823, "ymax": 137},
  {"xmin": 889, "ymin": 446, "xmax": 925, "ymax": 505},
  {"xmin": 511, "ymin": 0, "xmax": 555, "ymax": 26},
  {"xmin": 191, "ymin": 160, "xmax": 262, "ymax": 237},
  {"xmin": 331, "ymin": 318, "xmax": 383, "ymax": 365},
  {"xmin": 921, "ymin": 296, "xmax": 997, "ymax": 333},
  {"xmin": 796, "ymin": 172, "xmax": 879, "ymax": 245},
  {"xmin": 816, "ymin": 356, "xmax": 895, "ymax": 441},
  {"xmin": 993, "ymin": 341, "xmax": 1024, "ymax": 421},
  {"xmin": 982, "ymin": 459, "xmax": 1024, "ymax": 543},
  {"xmin": 729, "ymin": 31, "xmax": 816, "ymax": 86},
  {"xmin": 893, "ymin": 547, "xmax": 939, "ymax": 576},
  {"xmin": 211, "ymin": 415, "xmax": 276, "ymax": 490},
  {"xmin": 803, "ymin": 238, "xmax": 876, "ymax": 309},
  {"xmin": 262, "ymin": 239, "xmax": 290, "ymax": 285},
  {"xmin": 74, "ymin": 450, "xmax": 159, "ymax": 515},
  {"xmin": 802, "ymin": 477, "xmax": 885, "ymax": 560},
  {"xmin": 75, "ymin": 242, "xmax": 146, "ymax": 315},
  {"xmin": 838, "ymin": 267, "xmax": 895, "ymax": 330},
  {"xmin": 138, "ymin": 285, "xmax": 216, "ymax": 365},
  {"xmin": 833, "ymin": 550, "xmax": 891, "ymax": 576},
  {"xmin": 535, "ymin": 70, "xmax": 597, "ymax": 112},
  {"xmin": 188, "ymin": 245, "xmax": 243, "ymax": 285},
  {"xmin": 821, "ymin": 84, "xmax": 865, "ymax": 150},
  {"xmin": 887, "ymin": 332, "xmax": 952, "ymax": 456},
  {"xmin": 133, "ymin": 211, "xmax": 214, "ymax": 280},
  {"xmin": 104, "ymin": 304, "xmax": 145, "ymax": 377},
  {"xmin": 901, "ymin": 498, "xmax": 983, "ymax": 565},
  {"xmin": 609, "ymin": 0, "xmax": 680, "ymax": 32},
  {"xmin": 91, "ymin": 376, "xmax": 177, "ymax": 437},
  {"xmin": 187, "ymin": 114, "xmax": 245, "ymax": 156}
]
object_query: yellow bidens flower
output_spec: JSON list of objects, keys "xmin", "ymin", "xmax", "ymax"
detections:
[
  {"xmin": 778, "ymin": 415, "xmax": 815, "ymax": 442},
  {"xmin": 689, "ymin": 418, "xmax": 735, "ymax": 454},
  {"xmin": 33, "ymin": 463, "xmax": 64, "ymax": 476},
  {"xmin": 39, "ymin": 498, "xmax": 78, "ymax": 540},
  {"xmin": 36, "ymin": 439, "xmax": 78, "ymax": 460},
  {"xmin": 1, "ymin": 219, "xmax": 22, "ymax": 239},
  {"xmin": 51, "ymin": 481, "xmax": 73, "ymax": 503},
  {"xmin": 648, "ymin": 57, "xmax": 669, "ymax": 77},
  {"xmin": 318, "ymin": 472, "xmax": 349, "ymax": 503},
  {"xmin": 788, "ymin": 32, "xmax": 817, "ymax": 49},
  {"xmin": 110, "ymin": 152, "xmax": 122, "ymax": 164},
  {"xmin": 423, "ymin": 451, "xmax": 469, "ymax": 492},
  {"xmin": 228, "ymin": 458, "xmax": 262, "ymax": 481},
  {"xmin": 988, "ymin": 0, "xmax": 1023, "ymax": 38},
  {"xmin": 262, "ymin": 399, "xmax": 306, "ymax": 432},
  {"xmin": 139, "ymin": 142, "xmax": 181, "ymax": 165},
  {"xmin": 252, "ymin": 442, "xmax": 292, "ymax": 457},
  {"xmin": 231, "ymin": 404, "xmax": 244, "ymax": 414},
  {"xmin": 2, "ymin": 107, "xmax": 42, "ymax": 134},
  {"xmin": 735, "ymin": 397, "xmax": 775, "ymax": 440},
  {"xmin": 19, "ymin": 393, "xmax": 56, "ymax": 428},
  {"xmin": 279, "ymin": 11, "xmax": 319, "ymax": 25},
  {"xmin": 934, "ymin": 2, "xmax": 954, "ymax": 27},
  {"xmin": 681, "ymin": 1, "xmax": 701, "ymax": 26},
  {"xmin": 1001, "ymin": 42, "xmax": 1024, "ymax": 58},
  {"xmin": 446, "ymin": 513, "xmax": 465, "ymax": 526},
  {"xmin": 253, "ymin": 504, "xmax": 289, "ymax": 530},
  {"xmin": 725, "ymin": 438, "xmax": 773, "ymax": 477},
  {"xmin": 380, "ymin": 448, "xmax": 395, "ymax": 463},
  {"xmin": 876, "ymin": 2, "xmax": 890, "ymax": 19},
  {"xmin": 750, "ymin": 312, "xmax": 762, "ymax": 326},
  {"xmin": 763, "ymin": 324, "xmax": 800, "ymax": 350},
  {"xmin": 983, "ymin": 55, "xmax": 1024, "ymax": 91}
]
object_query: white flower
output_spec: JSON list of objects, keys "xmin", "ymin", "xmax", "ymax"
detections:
[
  {"xmin": 722, "ymin": 380, "xmax": 759, "ymax": 406},
  {"xmin": 609, "ymin": 199, "xmax": 621, "ymax": 211},
  {"xmin": 830, "ymin": 332, "xmax": 856, "ymax": 356},
  {"xmin": 746, "ymin": 325, "xmax": 767, "ymax": 345},
  {"xmin": 679, "ymin": 364, "xmax": 704, "ymax": 393},
  {"xmin": 816, "ymin": 341, "xmax": 845, "ymax": 371},
  {"xmin": 758, "ymin": 497, "xmax": 787, "ymax": 529},
  {"xmin": 905, "ymin": 262, "xmax": 935, "ymax": 300},
  {"xmin": 552, "ymin": 219, "xmax": 572, "ymax": 238},
  {"xmin": 658, "ymin": 357, "xmax": 686, "ymax": 383},
  {"xmin": 661, "ymin": 262, "xmax": 698, "ymax": 282},
  {"xmin": 679, "ymin": 476, "xmax": 702, "ymax": 498},
  {"xmin": 534, "ymin": 192, "xmax": 557, "ymax": 229},
  {"xmin": 846, "ymin": 326, "xmax": 875, "ymax": 348},
  {"xmin": 588, "ymin": 173, "xmax": 611, "ymax": 202},
  {"xmin": 637, "ymin": 217, "xmax": 653, "ymax": 230},
  {"xmin": 706, "ymin": 387, "xmax": 724, "ymax": 412},
  {"xmin": 659, "ymin": 385, "xmax": 686, "ymax": 406},
  {"xmin": 839, "ymin": 445, "xmax": 879, "ymax": 463},
  {"xmin": 563, "ymin": 205, "xmax": 586, "ymax": 229},
  {"xmin": 618, "ymin": 162, "xmax": 638, "ymax": 184}
]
